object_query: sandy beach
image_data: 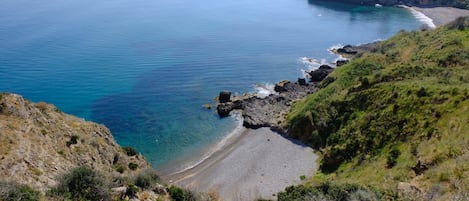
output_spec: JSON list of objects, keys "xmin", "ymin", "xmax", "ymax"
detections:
[
  {"xmin": 161, "ymin": 127, "xmax": 318, "ymax": 201},
  {"xmin": 410, "ymin": 6, "xmax": 469, "ymax": 27}
]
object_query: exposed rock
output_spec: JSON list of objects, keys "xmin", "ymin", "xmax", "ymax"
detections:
[
  {"xmin": 297, "ymin": 78, "xmax": 307, "ymax": 86},
  {"xmin": 412, "ymin": 159, "xmax": 430, "ymax": 175},
  {"xmin": 336, "ymin": 59, "xmax": 349, "ymax": 66},
  {"xmin": 308, "ymin": 66, "xmax": 335, "ymax": 82},
  {"xmin": 219, "ymin": 91, "xmax": 231, "ymax": 103},
  {"xmin": 397, "ymin": 182, "xmax": 422, "ymax": 193},
  {"xmin": 202, "ymin": 104, "xmax": 212, "ymax": 110},
  {"xmin": 216, "ymin": 81, "xmax": 317, "ymax": 131},
  {"xmin": 335, "ymin": 42, "xmax": 381, "ymax": 57},
  {"xmin": 0, "ymin": 93, "xmax": 150, "ymax": 192}
]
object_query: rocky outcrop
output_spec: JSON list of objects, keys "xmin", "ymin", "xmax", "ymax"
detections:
[
  {"xmin": 309, "ymin": 65, "xmax": 335, "ymax": 82},
  {"xmin": 335, "ymin": 42, "xmax": 381, "ymax": 57},
  {"xmin": 0, "ymin": 93, "xmax": 150, "ymax": 192},
  {"xmin": 216, "ymin": 80, "xmax": 318, "ymax": 131}
]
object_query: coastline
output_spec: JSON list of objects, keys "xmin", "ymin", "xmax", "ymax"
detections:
[
  {"xmin": 402, "ymin": 6, "xmax": 469, "ymax": 28},
  {"xmin": 161, "ymin": 127, "xmax": 317, "ymax": 201},
  {"xmin": 159, "ymin": 5, "xmax": 469, "ymax": 201}
]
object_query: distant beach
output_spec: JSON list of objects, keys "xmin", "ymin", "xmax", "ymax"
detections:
[
  {"xmin": 162, "ymin": 128, "xmax": 317, "ymax": 201},
  {"xmin": 403, "ymin": 6, "xmax": 469, "ymax": 27}
]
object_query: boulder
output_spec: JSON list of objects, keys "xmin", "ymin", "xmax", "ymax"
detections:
[
  {"xmin": 336, "ymin": 59, "xmax": 349, "ymax": 66},
  {"xmin": 219, "ymin": 91, "xmax": 231, "ymax": 103},
  {"xmin": 319, "ymin": 64, "xmax": 333, "ymax": 70},
  {"xmin": 309, "ymin": 69, "xmax": 329, "ymax": 82},
  {"xmin": 274, "ymin": 80, "xmax": 291, "ymax": 92},
  {"xmin": 297, "ymin": 78, "xmax": 307, "ymax": 86}
]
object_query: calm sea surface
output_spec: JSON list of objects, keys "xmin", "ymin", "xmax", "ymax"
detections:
[{"xmin": 0, "ymin": 0, "xmax": 423, "ymax": 167}]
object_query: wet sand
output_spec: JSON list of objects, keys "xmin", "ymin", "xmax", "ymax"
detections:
[{"xmin": 162, "ymin": 127, "xmax": 318, "ymax": 201}]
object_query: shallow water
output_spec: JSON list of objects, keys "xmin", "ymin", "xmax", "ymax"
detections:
[{"xmin": 0, "ymin": 0, "xmax": 423, "ymax": 167}]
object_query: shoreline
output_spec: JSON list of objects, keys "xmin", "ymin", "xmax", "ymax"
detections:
[
  {"xmin": 161, "ymin": 127, "xmax": 318, "ymax": 201},
  {"xmin": 401, "ymin": 6, "xmax": 469, "ymax": 28}
]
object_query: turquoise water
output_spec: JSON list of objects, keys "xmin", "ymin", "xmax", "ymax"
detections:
[{"xmin": 0, "ymin": 0, "xmax": 423, "ymax": 167}]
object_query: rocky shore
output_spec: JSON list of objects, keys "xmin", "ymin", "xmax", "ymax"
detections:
[{"xmin": 215, "ymin": 60, "xmax": 349, "ymax": 132}]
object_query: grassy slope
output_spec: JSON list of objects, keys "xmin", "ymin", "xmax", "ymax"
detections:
[{"xmin": 284, "ymin": 17, "xmax": 469, "ymax": 199}]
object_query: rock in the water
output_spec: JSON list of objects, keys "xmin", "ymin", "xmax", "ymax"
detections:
[
  {"xmin": 202, "ymin": 104, "xmax": 212, "ymax": 110},
  {"xmin": 337, "ymin": 45, "xmax": 357, "ymax": 54},
  {"xmin": 219, "ymin": 91, "xmax": 231, "ymax": 103},
  {"xmin": 216, "ymin": 101, "xmax": 243, "ymax": 117},
  {"xmin": 297, "ymin": 78, "xmax": 307, "ymax": 86}
]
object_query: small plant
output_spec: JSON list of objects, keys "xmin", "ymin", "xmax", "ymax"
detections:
[
  {"xmin": 66, "ymin": 135, "xmax": 79, "ymax": 147},
  {"xmin": 386, "ymin": 147, "xmax": 401, "ymax": 168},
  {"xmin": 123, "ymin": 146, "xmax": 137, "ymax": 156},
  {"xmin": 128, "ymin": 163, "xmax": 138, "ymax": 170},
  {"xmin": 299, "ymin": 175, "xmax": 306, "ymax": 180},
  {"xmin": 40, "ymin": 129, "xmax": 47, "ymax": 135},
  {"xmin": 125, "ymin": 185, "xmax": 138, "ymax": 198},
  {"xmin": 134, "ymin": 169, "xmax": 161, "ymax": 189},
  {"xmin": 115, "ymin": 164, "xmax": 125, "ymax": 173}
]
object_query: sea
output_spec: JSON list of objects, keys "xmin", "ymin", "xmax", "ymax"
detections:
[{"xmin": 0, "ymin": 0, "xmax": 427, "ymax": 169}]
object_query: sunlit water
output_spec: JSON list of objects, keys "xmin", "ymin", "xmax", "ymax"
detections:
[{"xmin": 0, "ymin": 0, "xmax": 423, "ymax": 168}]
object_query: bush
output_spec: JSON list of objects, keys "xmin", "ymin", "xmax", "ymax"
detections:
[
  {"xmin": 122, "ymin": 146, "xmax": 137, "ymax": 156},
  {"xmin": 168, "ymin": 186, "xmax": 198, "ymax": 201},
  {"xmin": 128, "ymin": 163, "xmax": 138, "ymax": 170},
  {"xmin": 386, "ymin": 147, "xmax": 401, "ymax": 168},
  {"xmin": 0, "ymin": 182, "xmax": 41, "ymax": 201},
  {"xmin": 125, "ymin": 185, "xmax": 138, "ymax": 198},
  {"xmin": 134, "ymin": 169, "xmax": 161, "ymax": 189},
  {"xmin": 66, "ymin": 135, "xmax": 79, "ymax": 147},
  {"xmin": 52, "ymin": 166, "xmax": 111, "ymax": 201}
]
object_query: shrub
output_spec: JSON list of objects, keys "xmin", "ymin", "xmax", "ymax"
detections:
[
  {"xmin": 52, "ymin": 166, "xmax": 111, "ymax": 201},
  {"xmin": 125, "ymin": 184, "xmax": 138, "ymax": 198},
  {"xmin": 134, "ymin": 169, "xmax": 161, "ymax": 189},
  {"xmin": 128, "ymin": 163, "xmax": 138, "ymax": 170},
  {"xmin": 66, "ymin": 135, "xmax": 79, "ymax": 147},
  {"xmin": 115, "ymin": 164, "xmax": 125, "ymax": 173},
  {"xmin": 0, "ymin": 182, "xmax": 41, "ymax": 201},
  {"xmin": 168, "ymin": 186, "xmax": 198, "ymax": 201},
  {"xmin": 386, "ymin": 147, "xmax": 401, "ymax": 168},
  {"xmin": 123, "ymin": 146, "xmax": 137, "ymax": 156}
]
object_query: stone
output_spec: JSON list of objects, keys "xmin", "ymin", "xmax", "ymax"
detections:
[
  {"xmin": 297, "ymin": 78, "xmax": 307, "ymax": 86},
  {"xmin": 274, "ymin": 80, "xmax": 291, "ymax": 92},
  {"xmin": 336, "ymin": 59, "xmax": 349, "ymax": 66},
  {"xmin": 202, "ymin": 104, "xmax": 212, "ymax": 110},
  {"xmin": 219, "ymin": 91, "xmax": 231, "ymax": 103}
]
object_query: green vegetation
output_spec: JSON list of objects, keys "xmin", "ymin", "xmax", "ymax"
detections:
[
  {"xmin": 0, "ymin": 182, "xmax": 41, "ymax": 201},
  {"xmin": 134, "ymin": 169, "xmax": 161, "ymax": 189},
  {"xmin": 50, "ymin": 166, "xmax": 111, "ymax": 201},
  {"xmin": 277, "ymin": 183, "xmax": 396, "ymax": 201},
  {"xmin": 169, "ymin": 186, "xmax": 199, "ymax": 201},
  {"xmin": 285, "ymin": 17, "xmax": 469, "ymax": 199},
  {"xmin": 66, "ymin": 135, "xmax": 79, "ymax": 147},
  {"xmin": 122, "ymin": 146, "xmax": 137, "ymax": 156},
  {"xmin": 128, "ymin": 162, "xmax": 138, "ymax": 170}
]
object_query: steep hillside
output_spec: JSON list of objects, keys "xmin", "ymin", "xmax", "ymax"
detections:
[{"xmin": 283, "ymin": 17, "xmax": 469, "ymax": 200}]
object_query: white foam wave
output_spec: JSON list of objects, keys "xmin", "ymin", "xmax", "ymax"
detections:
[
  {"xmin": 400, "ymin": 5, "xmax": 436, "ymax": 29},
  {"xmin": 254, "ymin": 83, "xmax": 277, "ymax": 98},
  {"xmin": 169, "ymin": 112, "xmax": 245, "ymax": 174}
]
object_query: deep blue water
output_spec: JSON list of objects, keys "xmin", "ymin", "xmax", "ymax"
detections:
[{"xmin": 0, "ymin": 0, "xmax": 423, "ymax": 167}]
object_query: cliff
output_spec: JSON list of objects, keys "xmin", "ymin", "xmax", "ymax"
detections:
[{"xmin": 0, "ymin": 93, "xmax": 150, "ymax": 191}]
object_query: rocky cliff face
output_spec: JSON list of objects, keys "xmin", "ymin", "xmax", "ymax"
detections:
[{"xmin": 0, "ymin": 93, "xmax": 150, "ymax": 192}]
